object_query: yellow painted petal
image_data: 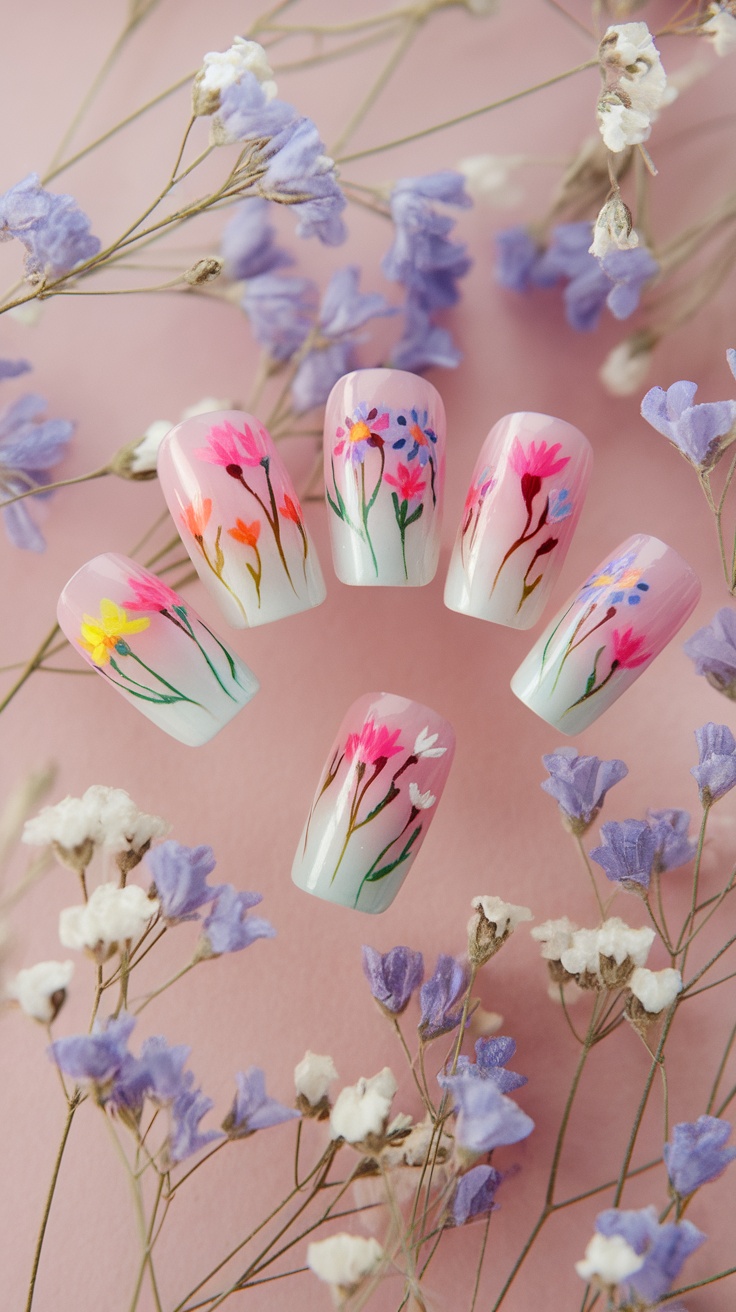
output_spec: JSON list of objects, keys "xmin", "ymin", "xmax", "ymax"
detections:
[
  {"xmin": 99, "ymin": 598, "xmax": 125, "ymax": 628},
  {"xmin": 119, "ymin": 615, "xmax": 150, "ymax": 636}
]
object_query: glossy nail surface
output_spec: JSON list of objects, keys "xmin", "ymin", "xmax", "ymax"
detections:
[
  {"xmin": 292, "ymin": 692, "xmax": 455, "ymax": 913},
  {"xmin": 157, "ymin": 409, "xmax": 326, "ymax": 628},
  {"xmin": 324, "ymin": 369, "xmax": 446, "ymax": 586},
  {"xmin": 511, "ymin": 534, "xmax": 700, "ymax": 734},
  {"xmin": 444, "ymin": 412, "xmax": 592, "ymax": 629},
  {"xmin": 57, "ymin": 553, "xmax": 259, "ymax": 746}
]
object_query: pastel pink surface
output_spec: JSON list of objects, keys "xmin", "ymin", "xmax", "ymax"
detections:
[{"xmin": 2, "ymin": 4, "xmax": 736, "ymax": 1312}]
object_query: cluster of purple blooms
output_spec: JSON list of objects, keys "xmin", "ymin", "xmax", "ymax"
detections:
[
  {"xmin": 685, "ymin": 607, "xmax": 736, "ymax": 699},
  {"xmin": 0, "ymin": 173, "xmax": 100, "ymax": 281},
  {"xmin": 0, "ymin": 360, "xmax": 74, "ymax": 551},
  {"xmin": 147, "ymin": 840, "xmax": 275, "ymax": 954},
  {"xmin": 362, "ymin": 943, "xmax": 534, "ymax": 1228},
  {"xmin": 640, "ymin": 349, "xmax": 736, "ymax": 471},
  {"xmin": 495, "ymin": 221, "xmax": 658, "ymax": 332},
  {"xmin": 50, "ymin": 1013, "xmax": 297, "ymax": 1164}
]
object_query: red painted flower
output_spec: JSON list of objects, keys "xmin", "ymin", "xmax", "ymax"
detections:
[
  {"xmin": 123, "ymin": 575, "xmax": 181, "ymax": 613},
  {"xmin": 345, "ymin": 719, "xmax": 403, "ymax": 765},
  {"xmin": 227, "ymin": 518, "xmax": 261, "ymax": 548},
  {"xmin": 384, "ymin": 462, "xmax": 426, "ymax": 503},
  {"xmin": 279, "ymin": 494, "xmax": 301, "ymax": 525},
  {"xmin": 195, "ymin": 420, "xmax": 267, "ymax": 469},
  {"xmin": 181, "ymin": 497, "xmax": 212, "ymax": 538},
  {"xmin": 509, "ymin": 438, "xmax": 570, "ymax": 481},
  {"xmin": 611, "ymin": 626, "xmax": 651, "ymax": 669}
]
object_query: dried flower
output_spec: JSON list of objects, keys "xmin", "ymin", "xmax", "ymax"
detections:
[
  {"xmin": 6, "ymin": 959, "xmax": 73, "ymax": 1023},
  {"xmin": 589, "ymin": 820, "xmax": 657, "ymax": 892},
  {"xmin": 684, "ymin": 608, "xmax": 736, "ymax": 698},
  {"xmin": 184, "ymin": 256, "xmax": 222, "ymax": 285},
  {"xmin": 418, "ymin": 955, "xmax": 468, "ymax": 1040},
  {"xmin": 23, "ymin": 785, "xmax": 168, "ymax": 873},
  {"xmin": 575, "ymin": 1231, "xmax": 645, "ymax": 1286},
  {"xmin": 241, "ymin": 272, "xmax": 318, "ymax": 361},
  {"xmin": 146, "ymin": 841, "xmax": 219, "ymax": 924},
  {"xmin": 541, "ymin": 746, "xmax": 628, "ymax": 835},
  {"xmin": 220, "ymin": 197, "xmax": 293, "ymax": 280},
  {"xmin": 59, "ymin": 883, "xmax": 159, "ymax": 963},
  {"xmin": 0, "ymin": 379, "xmax": 74, "ymax": 552},
  {"xmin": 691, "ymin": 722, "xmax": 736, "ymax": 804},
  {"xmin": 467, "ymin": 895, "xmax": 533, "ymax": 965},
  {"xmin": 590, "ymin": 1207, "xmax": 705, "ymax": 1305},
  {"xmin": 441, "ymin": 1073, "xmax": 534, "ymax": 1155},
  {"xmin": 223, "ymin": 1068, "xmax": 300, "ymax": 1137},
  {"xmin": 449, "ymin": 1163, "xmax": 503, "ymax": 1225},
  {"xmin": 627, "ymin": 966, "xmax": 682, "ymax": 1025},
  {"xmin": 665, "ymin": 1115, "xmax": 736, "ymax": 1197},
  {"xmin": 597, "ymin": 23, "xmax": 669, "ymax": 152},
  {"xmin": 167, "ymin": 1087, "xmax": 223, "ymax": 1164},
  {"xmin": 361, "ymin": 944, "xmax": 424, "ymax": 1015},
  {"xmin": 641, "ymin": 379, "xmax": 736, "ymax": 471},
  {"xmin": 192, "ymin": 37, "xmax": 277, "ymax": 117},
  {"xmin": 294, "ymin": 1051, "xmax": 338, "ymax": 1116},
  {"xmin": 444, "ymin": 1035, "xmax": 527, "ymax": 1094},
  {"xmin": 702, "ymin": 4, "xmax": 736, "ymax": 55},
  {"xmin": 330, "ymin": 1068, "xmax": 397, "ymax": 1146},
  {"xmin": 457, "ymin": 154, "xmax": 524, "ymax": 207},
  {"xmin": 0, "ymin": 173, "xmax": 101, "ymax": 280},
  {"xmin": 197, "ymin": 885, "xmax": 275, "ymax": 957},
  {"xmin": 646, "ymin": 809, "xmax": 696, "ymax": 873},
  {"xmin": 307, "ymin": 1233, "xmax": 383, "ymax": 1303},
  {"xmin": 599, "ymin": 336, "xmax": 654, "ymax": 396},
  {"xmin": 589, "ymin": 195, "xmax": 638, "ymax": 258}
]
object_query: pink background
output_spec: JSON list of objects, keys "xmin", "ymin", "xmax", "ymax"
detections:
[{"xmin": 2, "ymin": 2, "xmax": 736, "ymax": 1309}]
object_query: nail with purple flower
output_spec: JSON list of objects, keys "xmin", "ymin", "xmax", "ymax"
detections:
[
  {"xmin": 292, "ymin": 692, "xmax": 455, "ymax": 913},
  {"xmin": 445, "ymin": 412, "xmax": 592, "ymax": 629},
  {"xmin": 512, "ymin": 534, "xmax": 700, "ymax": 734},
  {"xmin": 158, "ymin": 409, "xmax": 326, "ymax": 629},
  {"xmin": 324, "ymin": 368, "xmax": 445, "ymax": 586}
]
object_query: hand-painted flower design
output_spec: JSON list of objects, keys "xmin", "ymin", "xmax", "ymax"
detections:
[
  {"xmin": 408, "ymin": 782, "xmax": 436, "ymax": 809},
  {"xmin": 392, "ymin": 407, "xmax": 438, "ymax": 467},
  {"xmin": 611, "ymin": 626, "xmax": 651, "ymax": 669},
  {"xmin": 548, "ymin": 488, "xmax": 573, "ymax": 523},
  {"xmin": 509, "ymin": 438, "xmax": 568, "ymax": 483},
  {"xmin": 123, "ymin": 576, "xmax": 182, "ymax": 613},
  {"xmin": 181, "ymin": 497, "xmax": 248, "ymax": 622},
  {"xmin": 491, "ymin": 439, "xmax": 572, "ymax": 612},
  {"xmin": 80, "ymin": 601, "xmax": 150, "ymax": 666},
  {"xmin": 384, "ymin": 462, "xmax": 425, "ymax": 504},
  {"xmin": 463, "ymin": 467, "xmax": 495, "ymax": 521},
  {"xmin": 228, "ymin": 518, "xmax": 261, "ymax": 548},
  {"xmin": 578, "ymin": 549, "xmax": 650, "ymax": 607},
  {"xmin": 279, "ymin": 494, "xmax": 301, "ymax": 524},
  {"xmin": 195, "ymin": 419, "xmax": 267, "ymax": 471},
  {"xmin": 181, "ymin": 498, "xmax": 212, "ymax": 540},
  {"xmin": 334, "ymin": 404, "xmax": 390, "ymax": 465},
  {"xmin": 123, "ymin": 573, "xmax": 246, "ymax": 700},
  {"xmin": 385, "ymin": 461, "xmax": 427, "ymax": 579},
  {"xmin": 413, "ymin": 726, "xmax": 447, "ymax": 758},
  {"xmin": 345, "ymin": 719, "xmax": 403, "ymax": 765}
]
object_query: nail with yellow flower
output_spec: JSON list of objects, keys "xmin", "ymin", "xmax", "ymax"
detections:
[{"xmin": 79, "ymin": 600, "xmax": 150, "ymax": 667}]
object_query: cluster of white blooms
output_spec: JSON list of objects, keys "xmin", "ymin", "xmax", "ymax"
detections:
[
  {"xmin": 597, "ymin": 23, "xmax": 669, "ymax": 152},
  {"xmin": 59, "ymin": 883, "xmax": 159, "ymax": 963},
  {"xmin": 702, "ymin": 3, "xmax": 736, "ymax": 56},
  {"xmin": 5, "ymin": 960, "xmax": 74, "ymax": 1023},
  {"xmin": 307, "ymin": 1233, "xmax": 384, "ymax": 1304},
  {"xmin": 575, "ymin": 1232, "xmax": 645, "ymax": 1286},
  {"xmin": 294, "ymin": 1051, "xmax": 338, "ymax": 1115},
  {"xmin": 192, "ymin": 36, "xmax": 277, "ymax": 117},
  {"xmin": 22, "ymin": 786, "xmax": 168, "ymax": 873},
  {"xmin": 330, "ymin": 1068, "xmax": 397, "ymax": 1146},
  {"xmin": 532, "ymin": 917, "xmax": 655, "ymax": 988},
  {"xmin": 468, "ymin": 895, "xmax": 533, "ymax": 965}
]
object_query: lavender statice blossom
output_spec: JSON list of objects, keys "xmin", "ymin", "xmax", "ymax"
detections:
[
  {"xmin": 49, "ymin": 1012, "xmax": 136, "ymax": 1088},
  {"xmin": 259, "ymin": 115, "xmax": 347, "ymax": 246},
  {"xmin": 167, "ymin": 1086, "xmax": 223, "ymax": 1164},
  {"xmin": 418, "ymin": 954, "xmax": 468, "ymax": 1040},
  {"xmin": 494, "ymin": 225, "xmax": 540, "ymax": 292},
  {"xmin": 589, "ymin": 820, "xmax": 657, "ymax": 892},
  {"xmin": 646, "ymin": 809, "xmax": 697, "ymax": 873},
  {"xmin": 241, "ymin": 273, "xmax": 318, "ymax": 361},
  {"xmin": 449, "ymin": 1164, "xmax": 503, "ymax": 1225},
  {"xmin": 390, "ymin": 298, "xmax": 462, "ymax": 372},
  {"xmin": 0, "ymin": 358, "xmax": 30, "ymax": 380},
  {"xmin": 0, "ymin": 173, "xmax": 101, "ymax": 280},
  {"xmin": 641, "ymin": 379, "xmax": 736, "ymax": 470},
  {"xmin": 146, "ymin": 841, "xmax": 219, "ymax": 924},
  {"xmin": 220, "ymin": 198, "xmax": 293, "ymax": 280},
  {"xmin": 223, "ymin": 1068, "xmax": 300, "ymax": 1137},
  {"xmin": 361, "ymin": 944, "xmax": 424, "ymax": 1015},
  {"xmin": 444, "ymin": 1036, "xmax": 527, "ymax": 1095},
  {"xmin": 593, "ymin": 1206, "xmax": 705, "ymax": 1305},
  {"xmin": 691, "ymin": 723, "xmax": 736, "ymax": 804},
  {"xmin": 664, "ymin": 1115, "xmax": 736, "ymax": 1197},
  {"xmin": 198, "ymin": 885, "xmax": 275, "ymax": 957},
  {"xmin": 441, "ymin": 1073, "xmax": 534, "ymax": 1155},
  {"xmin": 541, "ymin": 746, "xmax": 628, "ymax": 835},
  {"xmin": 0, "ymin": 382, "xmax": 74, "ymax": 551},
  {"xmin": 291, "ymin": 266, "xmax": 394, "ymax": 413},
  {"xmin": 684, "ymin": 607, "xmax": 736, "ymax": 697}
]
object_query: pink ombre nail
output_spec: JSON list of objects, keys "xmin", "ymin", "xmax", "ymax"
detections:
[
  {"xmin": 157, "ymin": 410, "xmax": 326, "ymax": 628},
  {"xmin": 511, "ymin": 534, "xmax": 701, "ymax": 733},
  {"xmin": 57, "ymin": 553, "xmax": 259, "ymax": 746},
  {"xmin": 324, "ymin": 369, "xmax": 446, "ymax": 586},
  {"xmin": 444, "ymin": 412, "xmax": 592, "ymax": 629},
  {"xmin": 292, "ymin": 692, "xmax": 455, "ymax": 912}
]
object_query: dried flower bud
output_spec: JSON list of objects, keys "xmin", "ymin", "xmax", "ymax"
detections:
[
  {"xmin": 184, "ymin": 257, "xmax": 223, "ymax": 286},
  {"xmin": 589, "ymin": 195, "xmax": 638, "ymax": 259},
  {"xmin": 294, "ymin": 1050, "xmax": 338, "ymax": 1119},
  {"xmin": 599, "ymin": 333, "xmax": 655, "ymax": 396},
  {"xmin": 330, "ymin": 1068, "xmax": 397, "ymax": 1150},
  {"xmin": 467, "ymin": 896, "xmax": 533, "ymax": 965},
  {"xmin": 6, "ymin": 959, "xmax": 74, "ymax": 1023},
  {"xmin": 626, "ymin": 966, "xmax": 682, "ymax": 1030},
  {"xmin": 192, "ymin": 37, "xmax": 276, "ymax": 117},
  {"xmin": 307, "ymin": 1233, "xmax": 384, "ymax": 1305}
]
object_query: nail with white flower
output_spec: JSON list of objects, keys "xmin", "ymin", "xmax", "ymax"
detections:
[
  {"xmin": 307, "ymin": 1233, "xmax": 384, "ymax": 1306},
  {"xmin": 468, "ymin": 895, "xmax": 533, "ymax": 966},
  {"xmin": 59, "ymin": 883, "xmax": 159, "ymax": 965},
  {"xmin": 6, "ymin": 960, "xmax": 74, "ymax": 1023},
  {"xmin": 295, "ymin": 1051, "xmax": 338, "ymax": 1118},
  {"xmin": 330, "ymin": 1067, "xmax": 397, "ymax": 1148},
  {"xmin": 292, "ymin": 692, "xmax": 455, "ymax": 914}
]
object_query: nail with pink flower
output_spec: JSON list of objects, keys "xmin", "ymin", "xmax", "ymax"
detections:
[
  {"xmin": 512, "ymin": 534, "xmax": 701, "ymax": 734},
  {"xmin": 445, "ymin": 413, "xmax": 592, "ymax": 630},
  {"xmin": 324, "ymin": 369, "xmax": 445, "ymax": 587},
  {"xmin": 158, "ymin": 409, "xmax": 325, "ymax": 629},
  {"xmin": 293, "ymin": 692, "xmax": 455, "ymax": 913}
]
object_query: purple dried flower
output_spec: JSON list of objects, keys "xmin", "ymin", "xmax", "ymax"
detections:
[
  {"xmin": 641, "ymin": 380, "xmax": 736, "ymax": 470},
  {"xmin": 664, "ymin": 1115, "xmax": 736, "ymax": 1197},
  {"xmin": 290, "ymin": 267, "xmax": 394, "ymax": 413},
  {"xmin": 220, "ymin": 198, "xmax": 293, "ymax": 280},
  {"xmin": 0, "ymin": 386, "xmax": 74, "ymax": 551},
  {"xmin": 450, "ymin": 1164, "xmax": 503, "ymax": 1225},
  {"xmin": 139, "ymin": 1036, "xmax": 193, "ymax": 1105},
  {"xmin": 318, "ymin": 266, "xmax": 394, "ymax": 338},
  {"xmin": 541, "ymin": 747, "xmax": 628, "ymax": 834},
  {"xmin": 223, "ymin": 1068, "xmax": 300, "ymax": 1137},
  {"xmin": 600, "ymin": 246, "xmax": 659, "ymax": 320},
  {"xmin": 49, "ymin": 1012, "xmax": 136, "ymax": 1085},
  {"xmin": 441, "ymin": 1073, "xmax": 534, "ymax": 1153},
  {"xmin": 292, "ymin": 341, "xmax": 355, "ymax": 414},
  {"xmin": 532, "ymin": 222, "xmax": 593, "ymax": 287},
  {"xmin": 646, "ymin": 809, "xmax": 696, "ymax": 873},
  {"xmin": 362, "ymin": 945, "xmax": 424, "ymax": 1015},
  {"xmin": 418, "ymin": 955, "xmax": 468, "ymax": 1040},
  {"xmin": 261, "ymin": 116, "xmax": 347, "ymax": 246},
  {"xmin": 691, "ymin": 723, "xmax": 736, "ymax": 804},
  {"xmin": 383, "ymin": 171, "xmax": 471, "ymax": 310},
  {"xmin": 595, "ymin": 1207, "xmax": 706, "ymax": 1305},
  {"xmin": 589, "ymin": 820, "xmax": 657, "ymax": 891},
  {"xmin": 0, "ymin": 359, "xmax": 31, "ymax": 381},
  {"xmin": 684, "ymin": 607, "xmax": 736, "ymax": 697},
  {"xmin": 200, "ymin": 884, "xmax": 275, "ymax": 956},
  {"xmin": 216, "ymin": 75, "xmax": 295, "ymax": 143},
  {"xmin": 167, "ymin": 1086, "xmax": 223, "ymax": 1164},
  {"xmin": 146, "ymin": 841, "xmax": 219, "ymax": 923},
  {"xmin": 494, "ymin": 225, "xmax": 541, "ymax": 291},
  {"xmin": 390, "ymin": 295, "xmax": 461, "ymax": 372},
  {"xmin": 449, "ymin": 1036, "xmax": 527, "ymax": 1095},
  {"xmin": 0, "ymin": 173, "xmax": 100, "ymax": 279},
  {"xmin": 241, "ymin": 272, "xmax": 318, "ymax": 361}
]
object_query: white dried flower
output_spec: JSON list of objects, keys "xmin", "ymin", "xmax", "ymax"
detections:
[
  {"xmin": 560, "ymin": 927, "xmax": 602, "ymax": 982},
  {"xmin": 597, "ymin": 918, "xmax": 655, "ymax": 967},
  {"xmin": 330, "ymin": 1067, "xmax": 397, "ymax": 1145},
  {"xmin": 295, "ymin": 1051, "xmax": 338, "ymax": 1110},
  {"xmin": 597, "ymin": 23, "xmax": 668, "ymax": 152},
  {"xmin": 59, "ymin": 883, "xmax": 158, "ymax": 963},
  {"xmin": 589, "ymin": 196, "xmax": 639, "ymax": 258},
  {"xmin": 702, "ymin": 5, "xmax": 736, "ymax": 56},
  {"xmin": 23, "ymin": 786, "xmax": 168, "ymax": 873},
  {"xmin": 123, "ymin": 397, "xmax": 235, "ymax": 477},
  {"xmin": 6, "ymin": 960, "xmax": 74, "ymax": 1023},
  {"xmin": 468, "ymin": 895, "xmax": 533, "ymax": 966},
  {"xmin": 628, "ymin": 966, "xmax": 682, "ymax": 1013},
  {"xmin": 413, "ymin": 726, "xmax": 447, "ymax": 758},
  {"xmin": 575, "ymin": 1232, "xmax": 645, "ymax": 1285},
  {"xmin": 599, "ymin": 338, "xmax": 653, "ymax": 395},
  {"xmin": 470, "ymin": 1006, "xmax": 503, "ymax": 1037},
  {"xmin": 531, "ymin": 917, "xmax": 577, "ymax": 961},
  {"xmin": 457, "ymin": 154, "xmax": 525, "ymax": 207},
  {"xmin": 192, "ymin": 37, "xmax": 276, "ymax": 117},
  {"xmin": 307, "ymin": 1233, "xmax": 383, "ymax": 1301},
  {"xmin": 408, "ymin": 782, "xmax": 436, "ymax": 810}
]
